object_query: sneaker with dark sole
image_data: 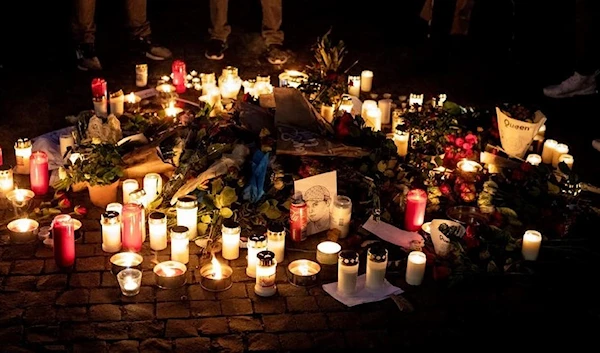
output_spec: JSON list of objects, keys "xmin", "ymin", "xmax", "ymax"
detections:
[
  {"xmin": 75, "ymin": 43, "xmax": 102, "ymax": 71},
  {"xmin": 134, "ymin": 36, "xmax": 172, "ymax": 61},
  {"xmin": 205, "ymin": 39, "xmax": 227, "ymax": 60},
  {"xmin": 266, "ymin": 44, "xmax": 289, "ymax": 65}
]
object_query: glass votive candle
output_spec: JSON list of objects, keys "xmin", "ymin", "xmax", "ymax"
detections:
[
  {"xmin": 287, "ymin": 259, "xmax": 321, "ymax": 287},
  {"xmin": 221, "ymin": 219, "xmax": 241, "ymax": 260},
  {"xmin": 365, "ymin": 245, "xmax": 388, "ymax": 291},
  {"xmin": 406, "ymin": 251, "xmax": 426, "ymax": 286},
  {"xmin": 117, "ymin": 268, "xmax": 142, "ymax": 296},
  {"xmin": 7, "ymin": 218, "xmax": 39, "ymax": 244},
  {"xmin": 330, "ymin": 195, "xmax": 352, "ymax": 239},
  {"xmin": 170, "ymin": 226, "xmax": 190, "ymax": 264},
  {"xmin": 522, "ymin": 230, "xmax": 542, "ymax": 261},
  {"xmin": 337, "ymin": 250, "xmax": 359, "ymax": 295},
  {"xmin": 254, "ymin": 250, "xmax": 277, "ymax": 297},
  {"xmin": 110, "ymin": 252, "xmax": 144, "ymax": 275}
]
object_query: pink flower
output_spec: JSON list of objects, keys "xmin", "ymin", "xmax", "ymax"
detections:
[
  {"xmin": 73, "ymin": 205, "xmax": 88, "ymax": 216},
  {"xmin": 439, "ymin": 183, "xmax": 452, "ymax": 196},
  {"xmin": 465, "ymin": 133, "xmax": 478, "ymax": 145},
  {"xmin": 462, "ymin": 143, "xmax": 473, "ymax": 151},
  {"xmin": 446, "ymin": 134, "xmax": 455, "ymax": 143},
  {"xmin": 54, "ymin": 190, "xmax": 67, "ymax": 200},
  {"xmin": 454, "ymin": 137, "xmax": 465, "ymax": 148},
  {"xmin": 58, "ymin": 198, "xmax": 72, "ymax": 209}
]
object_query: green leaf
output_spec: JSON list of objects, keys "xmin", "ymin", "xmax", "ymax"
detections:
[
  {"xmin": 148, "ymin": 197, "xmax": 163, "ymax": 211},
  {"xmin": 220, "ymin": 207, "xmax": 233, "ymax": 218},
  {"xmin": 281, "ymin": 200, "xmax": 291, "ymax": 210},
  {"xmin": 211, "ymin": 179, "xmax": 224, "ymax": 195},
  {"xmin": 434, "ymin": 156, "xmax": 443, "ymax": 167},
  {"xmin": 219, "ymin": 186, "xmax": 238, "ymax": 208},
  {"xmin": 197, "ymin": 223, "xmax": 209, "ymax": 236},
  {"xmin": 200, "ymin": 214, "xmax": 212, "ymax": 224},
  {"xmin": 496, "ymin": 207, "xmax": 518, "ymax": 219},
  {"xmin": 265, "ymin": 207, "xmax": 282, "ymax": 219},
  {"xmin": 547, "ymin": 181, "xmax": 560, "ymax": 195},
  {"xmin": 258, "ymin": 201, "xmax": 270, "ymax": 214}
]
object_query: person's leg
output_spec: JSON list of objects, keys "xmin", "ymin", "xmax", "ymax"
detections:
[
  {"xmin": 71, "ymin": 0, "xmax": 96, "ymax": 44},
  {"xmin": 260, "ymin": 0, "xmax": 284, "ymax": 46},
  {"xmin": 126, "ymin": 0, "xmax": 172, "ymax": 60},
  {"xmin": 450, "ymin": 0, "xmax": 475, "ymax": 35},
  {"xmin": 209, "ymin": 0, "xmax": 231, "ymax": 43},
  {"xmin": 575, "ymin": 0, "xmax": 599, "ymax": 75}
]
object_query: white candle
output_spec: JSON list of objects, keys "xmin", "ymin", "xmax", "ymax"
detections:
[
  {"xmin": 541, "ymin": 139, "xmax": 557, "ymax": 164},
  {"xmin": 393, "ymin": 131, "xmax": 410, "ymax": 157},
  {"xmin": 59, "ymin": 133, "xmax": 75, "ymax": 158},
  {"xmin": 254, "ymin": 251, "xmax": 277, "ymax": 297},
  {"xmin": 316, "ymin": 241, "xmax": 342, "ymax": 265},
  {"xmin": 409, "ymin": 93, "xmax": 424, "ymax": 106},
  {"xmin": 201, "ymin": 73, "xmax": 217, "ymax": 96},
  {"xmin": 320, "ymin": 105, "xmax": 335, "ymax": 124},
  {"xmin": 148, "ymin": 212, "xmax": 168, "ymax": 251},
  {"xmin": 558, "ymin": 154, "xmax": 574, "ymax": 169},
  {"xmin": 176, "ymin": 196, "xmax": 198, "ymax": 239},
  {"xmin": 246, "ymin": 234, "xmax": 267, "ymax": 278},
  {"xmin": 0, "ymin": 166, "xmax": 14, "ymax": 194},
  {"xmin": 406, "ymin": 251, "xmax": 426, "ymax": 286},
  {"xmin": 221, "ymin": 220, "xmax": 241, "ymax": 260},
  {"xmin": 337, "ymin": 251, "xmax": 359, "ymax": 295},
  {"xmin": 93, "ymin": 97, "xmax": 108, "ymax": 118},
  {"xmin": 109, "ymin": 93, "xmax": 125, "ymax": 116},
  {"xmin": 348, "ymin": 75, "xmax": 361, "ymax": 97},
  {"xmin": 266, "ymin": 224, "xmax": 285, "ymax": 263},
  {"xmin": 330, "ymin": 196, "xmax": 352, "ymax": 238},
  {"xmin": 170, "ymin": 226, "xmax": 190, "ymax": 264},
  {"xmin": 526, "ymin": 154, "xmax": 542, "ymax": 166},
  {"xmin": 122, "ymin": 179, "xmax": 139, "ymax": 204},
  {"xmin": 136, "ymin": 64, "xmax": 148, "ymax": 87},
  {"xmin": 552, "ymin": 143, "xmax": 569, "ymax": 168},
  {"xmin": 364, "ymin": 107, "xmax": 382, "ymax": 131},
  {"xmin": 378, "ymin": 99, "xmax": 392, "ymax": 125},
  {"xmin": 360, "ymin": 70, "xmax": 373, "ymax": 92},
  {"xmin": 101, "ymin": 211, "xmax": 122, "ymax": 253},
  {"xmin": 361, "ymin": 100, "xmax": 377, "ymax": 117},
  {"xmin": 143, "ymin": 173, "xmax": 162, "ymax": 203},
  {"xmin": 522, "ymin": 230, "xmax": 542, "ymax": 261},
  {"xmin": 14, "ymin": 138, "xmax": 32, "ymax": 175},
  {"xmin": 365, "ymin": 247, "xmax": 388, "ymax": 291}
]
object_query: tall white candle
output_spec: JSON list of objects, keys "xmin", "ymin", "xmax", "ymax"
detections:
[
  {"xmin": 526, "ymin": 154, "xmax": 542, "ymax": 166},
  {"xmin": 221, "ymin": 220, "xmax": 241, "ymax": 260},
  {"xmin": 541, "ymin": 139, "xmax": 557, "ymax": 164},
  {"xmin": 364, "ymin": 107, "xmax": 382, "ymax": 131},
  {"xmin": 170, "ymin": 226, "xmax": 190, "ymax": 264},
  {"xmin": 148, "ymin": 212, "xmax": 168, "ymax": 251},
  {"xmin": 266, "ymin": 223, "xmax": 285, "ymax": 263},
  {"xmin": 254, "ymin": 251, "xmax": 277, "ymax": 297},
  {"xmin": 522, "ymin": 230, "xmax": 542, "ymax": 261},
  {"xmin": 337, "ymin": 251, "xmax": 359, "ymax": 295},
  {"xmin": 360, "ymin": 70, "xmax": 373, "ymax": 92},
  {"xmin": 109, "ymin": 93, "xmax": 125, "ymax": 116},
  {"xmin": 122, "ymin": 179, "xmax": 139, "ymax": 204},
  {"xmin": 348, "ymin": 76, "xmax": 361, "ymax": 97},
  {"xmin": 14, "ymin": 138, "xmax": 32, "ymax": 175},
  {"xmin": 143, "ymin": 173, "xmax": 162, "ymax": 203},
  {"xmin": 101, "ymin": 211, "xmax": 122, "ymax": 253},
  {"xmin": 176, "ymin": 196, "xmax": 198, "ymax": 240},
  {"xmin": 378, "ymin": 99, "xmax": 392, "ymax": 125},
  {"xmin": 552, "ymin": 143, "xmax": 569, "ymax": 168},
  {"xmin": 365, "ymin": 247, "xmax": 388, "ymax": 291},
  {"xmin": 393, "ymin": 131, "xmax": 410, "ymax": 157},
  {"xmin": 406, "ymin": 251, "xmax": 426, "ymax": 286},
  {"xmin": 330, "ymin": 195, "xmax": 352, "ymax": 238},
  {"xmin": 320, "ymin": 105, "xmax": 335, "ymax": 124},
  {"xmin": 59, "ymin": 133, "xmax": 75, "ymax": 159},
  {"xmin": 0, "ymin": 166, "xmax": 14, "ymax": 194},
  {"xmin": 246, "ymin": 234, "xmax": 267, "ymax": 278},
  {"xmin": 558, "ymin": 154, "xmax": 574, "ymax": 169},
  {"xmin": 93, "ymin": 97, "xmax": 108, "ymax": 118}
]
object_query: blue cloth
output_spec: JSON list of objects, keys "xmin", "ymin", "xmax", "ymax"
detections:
[{"xmin": 243, "ymin": 150, "xmax": 269, "ymax": 203}]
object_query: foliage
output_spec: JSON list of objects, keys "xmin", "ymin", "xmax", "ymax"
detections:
[{"xmin": 54, "ymin": 143, "xmax": 124, "ymax": 190}]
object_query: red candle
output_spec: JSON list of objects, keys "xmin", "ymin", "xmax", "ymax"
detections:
[
  {"xmin": 122, "ymin": 203, "xmax": 143, "ymax": 252},
  {"xmin": 404, "ymin": 189, "xmax": 427, "ymax": 232},
  {"xmin": 91, "ymin": 78, "xmax": 107, "ymax": 99},
  {"xmin": 172, "ymin": 60, "xmax": 186, "ymax": 94},
  {"xmin": 53, "ymin": 214, "xmax": 75, "ymax": 269},
  {"xmin": 29, "ymin": 151, "xmax": 49, "ymax": 195}
]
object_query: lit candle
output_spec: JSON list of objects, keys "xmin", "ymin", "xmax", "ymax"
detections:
[
  {"xmin": 148, "ymin": 212, "xmax": 168, "ymax": 251},
  {"xmin": 526, "ymin": 154, "xmax": 542, "ymax": 166},
  {"xmin": 378, "ymin": 99, "xmax": 392, "ymax": 125},
  {"xmin": 405, "ymin": 251, "xmax": 426, "ymax": 285},
  {"xmin": 170, "ymin": 226, "xmax": 190, "ymax": 264},
  {"xmin": 110, "ymin": 252, "xmax": 143, "ymax": 274},
  {"xmin": 361, "ymin": 100, "xmax": 377, "ymax": 117},
  {"xmin": 219, "ymin": 66, "xmax": 242, "ymax": 99},
  {"xmin": 360, "ymin": 70, "xmax": 373, "ymax": 92},
  {"xmin": 552, "ymin": 143, "xmax": 569, "ymax": 168},
  {"xmin": 201, "ymin": 73, "xmax": 217, "ymax": 96},
  {"xmin": 337, "ymin": 250, "xmax": 359, "ymax": 295},
  {"xmin": 266, "ymin": 223, "xmax": 286, "ymax": 263},
  {"xmin": 246, "ymin": 233, "xmax": 267, "ymax": 278},
  {"xmin": 172, "ymin": 60, "xmax": 187, "ymax": 94},
  {"xmin": 287, "ymin": 259, "xmax": 321, "ymax": 287},
  {"xmin": 135, "ymin": 64, "xmax": 148, "ymax": 87},
  {"xmin": 255, "ymin": 251, "xmax": 277, "ymax": 297},
  {"xmin": 29, "ymin": 151, "xmax": 49, "ymax": 195},
  {"xmin": 221, "ymin": 219, "xmax": 241, "ymax": 260},
  {"xmin": 320, "ymin": 104, "xmax": 335, "ymax": 124},
  {"xmin": 164, "ymin": 100, "xmax": 183, "ymax": 118},
  {"xmin": 101, "ymin": 211, "xmax": 122, "ymax": 253},
  {"xmin": 200, "ymin": 255, "xmax": 234, "ymax": 292},
  {"xmin": 14, "ymin": 138, "xmax": 32, "ymax": 174},
  {"xmin": 0, "ymin": 165, "xmax": 14, "ymax": 194},
  {"xmin": 143, "ymin": 173, "xmax": 162, "ymax": 203},
  {"xmin": 457, "ymin": 160, "xmax": 482, "ymax": 173},
  {"xmin": 522, "ymin": 230, "xmax": 542, "ymax": 261},
  {"xmin": 348, "ymin": 75, "xmax": 361, "ymax": 97},
  {"xmin": 52, "ymin": 214, "xmax": 76, "ymax": 269},
  {"xmin": 117, "ymin": 268, "xmax": 142, "ymax": 296},
  {"xmin": 154, "ymin": 260, "xmax": 187, "ymax": 289},
  {"xmin": 364, "ymin": 107, "xmax": 382, "ymax": 131},
  {"xmin": 404, "ymin": 189, "xmax": 427, "ymax": 232},
  {"xmin": 7, "ymin": 218, "xmax": 39, "ymax": 244},
  {"xmin": 541, "ymin": 139, "xmax": 557, "ymax": 164},
  {"xmin": 365, "ymin": 246, "xmax": 388, "ymax": 291},
  {"xmin": 176, "ymin": 196, "xmax": 198, "ymax": 239},
  {"xmin": 121, "ymin": 203, "xmax": 143, "ymax": 252},
  {"xmin": 393, "ymin": 131, "xmax": 410, "ymax": 157},
  {"xmin": 122, "ymin": 179, "xmax": 138, "ymax": 204},
  {"xmin": 330, "ymin": 195, "xmax": 352, "ymax": 238},
  {"xmin": 558, "ymin": 154, "xmax": 574, "ymax": 170},
  {"xmin": 409, "ymin": 93, "xmax": 424, "ymax": 106},
  {"xmin": 316, "ymin": 241, "xmax": 341, "ymax": 265},
  {"xmin": 59, "ymin": 133, "xmax": 75, "ymax": 159},
  {"xmin": 109, "ymin": 91, "xmax": 125, "ymax": 116}
]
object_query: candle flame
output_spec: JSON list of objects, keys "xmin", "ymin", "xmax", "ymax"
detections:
[
  {"xmin": 162, "ymin": 266, "xmax": 176, "ymax": 277},
  {"xmin": 298, "ymin": 264, "xmax": 310, "ymax": 276},
  {"xmin": 459, "ymin": 160, "xmax": 480, "ymax": 173},
  {"xmin": 16, "ymin": 219, "xmax": 32, "ymax": 232},
  {"xmin": 211, "ymin": 255, "xmax": 223, "ymax": 280},
  {"xmin": 126, "ymin": 92, "xmax": 136, "ymax": 103},
  {"xmin": 15, "ymin": 190, "xmax": 25, "ymax": 202}
]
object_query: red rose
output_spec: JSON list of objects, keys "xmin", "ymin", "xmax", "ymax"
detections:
[
  {"xmin": 325, "ymin": 70, "xmax": 338, "ymax": 82},
  {"xmin": 455, "ymin": 137, "xmax": 465, "ymax": 147},
  {"xmin": 463, "ymin": 228, "xmax": 480, "ymax": 249},
  {"xmin": 58, "ymin": 198, "xmax": 72, "ymax": 209},
  {"xmin": 444, "ymin": 149, "xmax": 455, "ymax": 161},
  {"xmin": 74, "ymin": 205, "xmax": 88, "ymax": 216},
  {"xmin": 520, "ymin": 162, "xmax": 533, "ymax": 172},
  {"xmin": 439, "ymin": 183, "xmax": 452, "ymax": 196},
  {"xmin": 335, "ymin": 112, "xmax": 353, "ymax": 138},
  {"xmin": 462, "ymin": 143, "xmax": 473, "ymax": 151},
  {"xmin": 465, "ymin": 133, "xmax": 478, "ymax": 145},
  {"xmin": 511, "ymin": 169, "xmax": 525, "ymax": 181},
  {"xmin": 446, "ymin": 134, "xmax": 455, "ymax": 143}
]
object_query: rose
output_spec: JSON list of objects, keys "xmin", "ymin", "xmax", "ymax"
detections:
[
  {"xmin": 439, "ymin": 183, "xmax": 452, "ymax": 196},
  {"xmin": 462, "ymin": 143, "xmax": 473, "ymax": 151},
  {"xmin": 465, "ymin": 133, "xmax": 478, "ymax": 145},
  {"xmin": 73, "ymin": 205, "xmax": 88, "ymax": 216},
  {"xmin": 58, "ymin": 198, "xmax": 72, "ymax": 209},
  {"xmin": 334, "ymin": 112, "xmax": 353, "ymax": 139},
  {"xmin": 454, "ymin": 137, "xmax": 465, "ymax": 148},
  {"xmin": 463, "ymin": 225, "xmax": 480, "ymax": 249},
  {"xmin": 54, "ymin": 190, "xmax": 67, "ymax": 201},
  {"xmin": 446, "ymin": 134, "xmax": 456, "ymax": 143},
  {"xmin": 520, "ymin": 162, "xmax": 533, "ymax": 173}
]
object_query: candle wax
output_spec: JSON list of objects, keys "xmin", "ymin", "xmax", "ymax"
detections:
[{"xmin": 155, "ymin": 267, "xmax": 185, "ymax": 277}]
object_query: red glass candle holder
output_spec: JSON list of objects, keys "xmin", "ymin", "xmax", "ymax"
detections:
[
  {"xmin": 404, "ymin": 189, "xmax": 427, "ymax": 232},
  {"xmin": 172, "ymin": 60, "xmax": 186, "ymax": 94},
  {"xmin": 91, "ymin": 78, "xmax": 108, "ymax": 99},
  {"xmin": 52, "ymin": 214, "xmax": 75, "ymax": 269},
  {"xmin": 29, "ymin": 151, "xmax": 49, "ymax": 195},
  {"xmin": 122, "ymin": 203, "xmax": 143, "ymax": 252}
]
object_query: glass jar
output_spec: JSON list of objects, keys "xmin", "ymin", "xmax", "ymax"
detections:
[
  {"xmin": 143, "ymin": 173, "xmax": 162, "ymax": 204},
  {"xmin": 52, "ymin": 214, "xmax": 75, "ymax": 269},
  {"xmin": 129, "ymin": 189, "xmax": 147, "ymax": 242},
  {"xmin": 218, "ymin": 66, "xmax": 242, "ymax": 99},
  {"xmin": 201, "ymin": 72, "xmax": 217, "ymax": 95},
  {"xmin": 170, "ymin": 225, "xmax": 190, "ymax": 264},
  {"xmin": 267, "ymin": 223, "xmax": 285, "ymax": 263},
  {"xmin": 176, "ymin": 196, "xmax": 198, "ymax": 239},
  {"xmin": 0, "ymin": 164, "xmax": 14, "ymax": 194},
  {"xmin": 337, "ymin": 250, "xmax": 359, "ymax": 295},
  {"xmin": 117, "ymin": 268, "xmax": 142, "ymax": 296},
  {"xmin": 14, "ymin": 138, "xmax": 32, "ymax": 174},
  {"xmin": 101, "ymin": 211, "xmax": 122, "ymax": 253},
  {"xmin": 172, "ymin": 59, "xmax": 186, "ymax": 93},
  {"xmin": 254, "ymin": 75, "xmax": 272, "ymax": 96},
  {"xmin": 148, "ymin": 211, "xmax": 168, "ymax": 251},
  {"xmin": 246, "ymin": 233, "xmax": 267, "ymax": 278},
  {"xmin": 221, "ymin": 219, "xmax": 241, "ymax": 260},
  {"xmin": 121, "ymin": 203, "xmax": 143, "ymax": 252},
  {"xmin": 254, "ymin": 250, "xmax": 277, "ymax": 297},
  {"xmin": 365, "ymin": 245, "xmax": 388, "ymax": 291},
  {"xmin": 330, "ymin": 195, "xmax": 352, "ymax": 239}
]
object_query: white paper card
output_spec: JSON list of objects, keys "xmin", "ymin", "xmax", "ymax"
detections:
[
  {"xmin": 323, "ymin": 274, "xmax": 403, "ymax": 307},
  {"xmin": 362, "ymin": 216, "xmax": 424, "ymax": 250}
]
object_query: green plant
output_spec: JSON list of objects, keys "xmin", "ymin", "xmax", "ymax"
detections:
[{"xmin": 55, "ymin": 143, "xmax": 125, "ymax": 190}]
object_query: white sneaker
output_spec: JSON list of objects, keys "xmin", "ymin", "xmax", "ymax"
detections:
[
  {"xmin": 593, "ymin": 139, "xmax": 600, "ymax": 152},
  {"xmin": 543, "ymin": 71, "xmax": 597, "ymax": 98}
]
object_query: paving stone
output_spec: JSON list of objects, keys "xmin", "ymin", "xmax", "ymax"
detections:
[
  {"xmin": 94, "ymin": 322, "xmax": 130, "ymax": 340},
  {"xmin": 0, "ymin": 308, "xmax": 23, "ymax": 325},
  {"xmin": 211, "ymin": 335, "xmax": 245, "ymax": 353},
  {"xmin": 165, "ymin": 319, "xmax": 199, "ymax": 338},
  {"xmin": 275, "ymin": 283, "xmax": 308, "ymax": 297},
  {"xmin": 308, "ymin": 287, "xmax": 327, "ymax": 296},
  {"xmin": 231, "ymin": 267, "xmax": 252, "ymax": 282},
  {"xmin": 121, "ymin": 286, "xmax": 155, "ymax": 303},
  {"xmin": 156, "ymin": 286, "xmax": 188, "ymax": 302},
  {"xmin": 316, "ymin": 295, "xmax": 347, "ymax": 312},
  {"xmin": 141, "ymin": 270, "xmax": 156, "ymax": 286},
  {"xmin": 76, "ymin": 257, "xmax": 107, "ymax": 271},
  {"xmin": 36, "ymin": 274, "xmax": 68, "ymax": 290},
  {"xmin": 2, "ymin": 245, "xmax": 36, "ymax": 259},
  {"xmin": 34, "ymin": 247, "xmax": 54, "ymax": 258},
  {"xmin": 188, "ymin": 285, "xmax": 216, "ymax": 300},
  {"xmin": 278, "ymin": 332, "xmax": 314, "ymax": 351},
  {"xmin": 57, "ymin": 307, "xmax": 88, "ymax": 322},
  {"xmin": 89, "ymin": 304, "xmax": 122, "ymax": 321},
  {"xmin": 174, "ymin": 337, "xmax": 211, "ymax": 353},
  {"xmin": 311, "ymin": 331, "xmax": 346, "ymax": 349},
  {"xmin": 157, "ymin": 302, "xmax": 190, "ymax": 319},
  {"xmin": 327, "ymin": 312, "xmax": 361, "ymax": 330},
  {"xmin": 196, "ymin": 317, "xmax": 229, "ymax": 335},
  {"xmin": 262, "ymin": 314, "xmax": 297, "ymax": 332},
  {"xmin": 139, "ymin": 338, "xmax": 172, "ymax": 353},
  {"xmin": 42, "ymin": 344, "xmax": 68, "ymax": 352},
  {"xmin": 110, "ymin": 340, "xmax": 139, "ymax": 353},
  {"xmin": 358, "ymin": 310, "xmax": 390, "ymax": 328},
  {"xmin": 129, "ymin": 320, "xmax": 165, "ymax": 339},
  {"xmin": 4, "ymin": 275, "xmax": 38, "ymax": 290},
  {"xmin": 228, "ymin": 316, "xmax": 263, "ymax": 332},
  {"xmin": 293, "ymin": 313, "xmax": 328, "ymax": 331},
  {"xmin": 216, "ymin": 283, "xmax": 247, "ymax": 299},
  {"xmin": 0, "ymin": 325, "xmax": 23, "ymax": 344},
  {"xmin": 220, "ymin": 298, "xmax": 253, "ymax": 316},
  {"xmin": 89, "ymin": 288, "xmax": 120, "ymax": 304},
  {"xmin": 26, "ymin": 325, "xmax": 59, "ymax": 343},
  {"xmin": 84, "ymin": 231, "xmax": 102, "ymax": 244},
  {"xmin": 101, "ymin": 272, "xmax": 118, "ymax": 287},
  {"xmin": 0, "ymin": 261, "xmax": 11, "ymax": 275},
  {"xmin": 344, "ymin": 329, "xmax": 389, "ymax": 349},
  {"xmin": 43, "ymin": 260, "xmax": 59, "ymax": 274},
  {"xmin": 75, "ymin": 244, "xmax": 97, "ymax": 257},
  {"xmin": 229, "ymin": 257, "xmax": 246, "ymax": 267},
  {"xmin": 122, "ymin": 304, "xmax": 155, "ymax": 320},
  {"xmin": 12, "ymin": 259, "xmax": 44, "ymax": 274},
  {"xmin": 56, "ymin": 289, "xmax": 90, "ymax": 306},
  {"xmin": 24, "ymin": 306, "xmax": 56, "ymax": 325},
  {"xmin": 286, "ymin": 296, "xmax": 318, "ymax": 312},
  {"xmin": 72, "ymin": 341, "xmax": 108, "ymax": 353},
  {"xmin": 21, "ymin": 291, "xmax": 58, "ymax": 307},
  {"xmin": 247, "ymin": 333, "xmax": 281, "ymax": 352},
  {"xmin": 60, "ymin": 322, "xmax": 95, "ymax": 340},
  {"xmin": 69, "ymin": 272, "xmax": 101, "ymax": 287},
  {"xmin": 252, "ymin": 297, "xmax": 286, "ymax": 314},
  {"xmin": 190, "ymin": 301, "xmax": 222, "ymax": 317}
]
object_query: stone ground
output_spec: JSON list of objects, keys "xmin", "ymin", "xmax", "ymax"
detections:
[{"xmin": 1, "ymin": 0, "xmax": 600, "ymax": 352}]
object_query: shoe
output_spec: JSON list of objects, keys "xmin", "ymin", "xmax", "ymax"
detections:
[
  {"xmin": 593, "ymin": 139, "xmax": 600, "ymax": 152},
  {"xmin": 266, "ymin": 44, "xmax": 289, "ymax": 65},
  {"xmin": 135, "ymin": 36, "xmax": 172, "ymax": 61},
  {"xmin": 75, "ymin": 43, "xmax": 102, "ymax": 71},
  {"xmin": 205, "ymin": 39, "xmax": 227, "ymax": 60},
  {"xmin": 543, "ymin": 71, "xmax": 598, "ymax": 98}
]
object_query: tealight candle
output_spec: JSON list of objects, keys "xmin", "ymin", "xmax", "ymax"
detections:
[
  {"xmin": 164, "ymin": 100, "xmax": 183, "ymax": 117},
  {"xmin": 110, "ymin": 252, "xmax": 143, "ymax": 275},
  {"xmin": 393, "ymin": 130, "xmax": 410, "ymax": 157},
  {"xmin": 125, "ymin": 92, "xmax": 142, "ymax": 112},
  {"xmin": 457, "ymin": 159, "xmax": 482, "ymax": 173},
  {"xmin": 255, "ymin": 251, "xmax": 277, "ymax": 297},
  {"xmin": 148, "ymin": 212, "xmax": 168, "ymax": 251},
  {"xmin": 365, "ymin": 246, "xmax": 388, "ymax": 291},
  {"xmin": 266, "ymin": 223, "xmax": 286, "ymax": 263},
  {"xmin": 143, "ymin": 173, "xmax": 162, "ymax": 203},
  {"xmin": 117, "ymin": 268, "xmax": 142, "ymax": 296},
  {"xmin": 200, "ymin": 255, "xmax": 233, "ymax": 292},
  {"xmin": 406, "ymin": 251, "xmax": 426, "ymax": 285},
  {"xmin": 170, "ymin": 226, "xmax": 190, "ymax": 264},
  {"xmin": 101, "ymin": 211, "xmax": 122, "ymax": 253},
  {"xmin": 522, "ymin": 230, "xmax": 542, "ymax": 261},
  {"xmin": 29, "ymin": 151, "xmax": 49, "ymax": 195},
  {"xmin": 316, "ymin": 241, "xmax": 341, "ymax": 265},
  {"xmin": 552, "ymin": 143, "xmax": 569, "ymax": 168},
  {"xmin": 404, "ymin": 189, "xmax": 427, "ymax": 232},
  {"xmin": 154, "ymin": 260, "xmax": 187, "ymax": 289},
  {"xmin": 526, "ymin": 154, "xmax": 542, "ymax": 166},
  {"xmin": 337, "ymin": 250, "xmax": 359, "ymax": 295},
  {"xmin": 246, "ymin": 233, "xmax": 267, "ymax": 278},
  {"xmin": 558, "ymin": 154, "xmax": 574, "ymax": 170},
  {"xmin": 541, "ymin": 139, "xmax": 558, "ymax": 164},
  {"xmin": 176, "ymin": 196, "xmax": 198, "ymax": 239},
  {"xmin": 7, "ymin": 218, "xmax": 39, "ymax": 244},
  {"xmin": 360, "ymin": 70, "xmax": 373, "ymax": 92},
  {"xmin": 378, "ymin": 98, "xmax": 392, "ymax": 125},
  {"xmin": 347, "ymin": 75, "xmax": 361, "ymax": 97},
  {"xmin": 59, "ymin": 133, "xmax": 75, "ymax": 158},
  {"xmin": 0, "ymin": 165, "xmax": 14, "ymax": 194},
  {"xmin": 330, "ymin": 195, "xmax": 352, "ymax": 238},
  {"xmin": 221, "ymin": 219, "xmax": 241, "ymax": 260},
  {"xmin": 287, "ymin": 259, "xmax": 321, "ymax": 287},
  {"xmin": 122, "ymin": 179, "xmax": 138, "ymax": 204},
  {"xmin": 14, "ymin": 138, "xmax": 32, "ymax": 174}
]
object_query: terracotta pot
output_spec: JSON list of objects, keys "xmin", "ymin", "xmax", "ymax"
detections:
[{"xmin": 88, "ymin": 180, "xmax": 119, "ymax": 208}]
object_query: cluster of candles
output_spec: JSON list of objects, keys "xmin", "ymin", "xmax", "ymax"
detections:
[{"xmin": 527, "ymin": 125, "xmax": 573, "ymax": 170}]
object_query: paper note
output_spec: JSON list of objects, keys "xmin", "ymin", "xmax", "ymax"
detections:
[{"xmin": 362, "ymin": 216, "xmax": 424, "ymax": 250}]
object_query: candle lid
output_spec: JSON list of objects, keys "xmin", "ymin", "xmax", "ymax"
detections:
[
  {"xmin": 267, "ymin": 222, "xmax": 285, "ymax": 234},
  {"xmin": 129, "ymin": 188, "xmax": 146, "ymax": 203},
  {"xmin": 15, "ymin": 138, "xmax": 32, "ymax": 148},
  {"xmin": 222, "ymin": 219, "xmax": 240, "ymax": 230},
  {"xmin": 339, "ymin": 250, "xmax": 359, "ymax": 266},
  {"xmin": 149, "ymin": 211, "xmax": 166, "ymax": 220},
  {"xmin": 257, "ymin": 250, "xmax": 275, "ymax": 266},
  {"xmin": 177, "ymin": 195, "xmax": 197, "ymax": 207},
  {"xmin": 102, "ymin": 211, "xmax": 120, "ymax": 224},
  {"xmin": 367, "ymin": 245, "xmax": 388, "ymax": 263},
  {"xmin": 171, "ymin": 225, "xmax": 189, "ymax": 236},
  {"xmin": 248, "ymin": 233, "xmax": 267, "ymax": 246},
  {"xmin": 0, "ymin": 164, "xmax": 12, "ymax": 172}
]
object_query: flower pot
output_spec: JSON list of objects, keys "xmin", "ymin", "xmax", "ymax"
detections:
[{"xmin": 88, "ymin": 180, "xmax": 119, "ymax": 208}]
